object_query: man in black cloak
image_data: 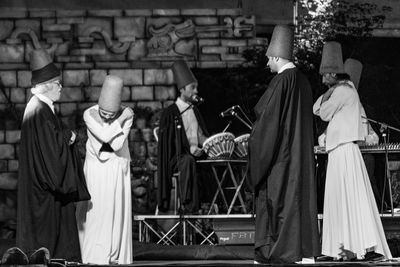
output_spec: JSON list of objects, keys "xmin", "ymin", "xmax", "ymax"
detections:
[
  {"xmin": 249, "ymin": 25, "xmax": 320, "ymax": 263},
  {"xmin": 17, "ymin": 49, "xmax": 90, "ymax": 262},
  {"xmin": 157, "ymin": 60, "xmax": 209, "ymax": 213}
]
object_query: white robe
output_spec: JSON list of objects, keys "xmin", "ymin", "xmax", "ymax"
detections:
[
  {"xmin": 76, "ymin": 105, "xmax": 133, "ymax": 264},
  {"xmin": 314, "ymin": 82, "xmax": 392, "ymax": 260}
]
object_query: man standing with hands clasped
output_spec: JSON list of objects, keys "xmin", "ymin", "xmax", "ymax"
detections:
[{"xmin": 249, "ymin": 25, "xmax": 320, "ymax": 264}]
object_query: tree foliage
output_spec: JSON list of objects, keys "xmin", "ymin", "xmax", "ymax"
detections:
[{"xmin": 294, "ymin": 0, "xmax": 392, "ymax": 71}]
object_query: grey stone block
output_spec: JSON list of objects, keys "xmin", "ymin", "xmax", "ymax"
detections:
[
  {"xmin": 115, "ymin": 17, "xmax": 145, "ymax": 39},
  {"xmin": 181, "ymin": 9, "xmax": 216, "ymax": 16},
  {"xmin": 95, "ymin": 62, "xmax": 131, "ymax": 69},
  {"xmin": 56, "ymin": 10, "xmax": 86, "ymax": 17},
  {"xmin": 17, "ymin": 71, "xmax": 32, "ymax": 88},
  {"xmin": 90, "ymin": 70, "xmax": 107, "ymax": 86},
  {"xmin": 29, "ymin": 10, "xmax": 56, "ymax": 18},
  {"xmin": 0, "ymin": 44, "xmax": 24, "ymax": 63},
  {"xmin": 194, "ymin": 17, "xmax": 219, "ymax": 25},
  {"xmin": 83, "ymin": 87, "xmax": 101, "ymax": 102},
  {"xmin": 0, "ymin": 131, "xmax": 4, "ymax": 143},
  {"xmin": 5, "ymin": 130, "xmax": 20, "ymax": 144},
  {"xmin": 0, "ymin": 20, "xmax": 14, "ymax": 41},
  {"xmin": 59, "ymin": 103, "xmax": 78, "ymax": 117},
  {"xmin": 8, "ymin": 160, "xmax": 19, "ymax": 172},
  {"xmin": 131, "ymin": 86, "xmax": 154, "ymax": 101},
  {"xmin": 0, "ymin": 88, "xmax": 9, "ymax": 104},
  {"xmin": 154, "ymin": 86, "xmax": 176, "ymax": 101},
  {"xmin": 59, "ymin": 87, "xmax": 84, "ymax": 102},
  {"xmin": 109, "ymin": 69, "xmax": 143, "ymax": 86},
  {"xmin": 57, "ymin": 17, "xmax": 85, "ymax": 24},
  {"xmin": 88, "ymin": 10, "xmax": 123, "ymax": 17},
  {"xmin": 0, "ymin": 172, "xmax": 17, "ymax": 190},
  {"xmin": 0, "ymin": 160, "xmax": 6, "ymax": 172},
  {"xmin": 125, "ymin": 9, "xmax": 152, "ymax": 16},
  {"xmin": 63, "ymin": 70, "xmax": 89, "ymax": 87},
  {"xmin": 10, "ymin": 88, "xmax": 26, "ymax": 103},
  {"xmin": 131, "ymin": 61, "xmax": 160, "ymax": 69},
  {"xmin": 122, "ymin": 86, "xmax": 131, "ymax": 101},
  {"xmin": 217, "ymin": 9, "xmax": 243, "ymax": 16},
  {"xmin": 43, "ymin": 24, "xmax": 71, "ymax": 32},
  {"xmin": 153, "ymin": 9, "xmax": 180, "ymax": 16},
  {"xmin": 144, "ymin": 69, "xmax": 173, "ymax": 85},
  {"xmin": 0, "ymin": 8, "xmax": 27, "ymax": 18},
  {"xmin": 0, "ymin": 144, "xmax": 14, "ymax": 159},
  {"xmin": 0, "ymin": 71, "xmax": 17, "ymax": 87}
]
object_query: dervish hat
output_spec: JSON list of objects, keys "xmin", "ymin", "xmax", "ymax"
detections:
[
  {"xmin": 319, "ymin": 41, "xmax": 344, "ymax": 74},
  {"xmin": 265, "ymin": 25, "xmax": 294, "ymax": 60},
  {"xmin": 344, "ymin": 58, "xmax": 363, "ymax": 90},
  {"xmin": 98, "ymin": 75, "xmax": 123, "ymax": 113},
  {"xmin": 30, "ymin": 49, "xmax": 60, "ymax": 86},
  {"xmin": 171, "ymin": 60, "xmax": 197, "ymax": 90}
]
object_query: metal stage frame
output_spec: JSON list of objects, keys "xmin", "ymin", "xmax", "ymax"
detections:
[
  {"xmin": 134, "ymin": 214, "xmax": 255, "ymax": 246},
  {"xmin": 134, "ymin": 213, "xmax": 400, "ymax": 246}
]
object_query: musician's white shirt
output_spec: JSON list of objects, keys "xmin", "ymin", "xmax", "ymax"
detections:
[
  {"xmin": 176, "ymin": 97, "xmax": 202, "ymax": 154},
  {"xmin": 313, "ymin": 81, "xmax": 365, "ymax": 151}
]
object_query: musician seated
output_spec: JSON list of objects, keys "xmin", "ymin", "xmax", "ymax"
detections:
[{"xmin": 157, "ymin": 60, "xmax": 209, "ymax": 214}]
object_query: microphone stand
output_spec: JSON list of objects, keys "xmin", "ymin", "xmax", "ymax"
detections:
[
  {"xmin": 362, "ymin": 116, "xmax": 400, "ymax": 216},
  {"xmin": 232, "ymin": 111, "xmax": 253, "ymax": 130}
]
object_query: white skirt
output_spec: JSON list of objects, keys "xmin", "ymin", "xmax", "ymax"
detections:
[
  {"xmin": 322, "ymin": 142, "xmax": 392, "ymax": 259},
  {"xmin": 76, "ymin": 156, "xmax": 133, "ymax": 264}
]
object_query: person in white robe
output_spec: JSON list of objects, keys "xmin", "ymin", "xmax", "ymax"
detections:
[
  {"xmin": 76, "ymin": 75, "xmax": 134, "ymax": 264},
  {"xmin": 313, "ymin": 42, "xmax": 392, "ymax": 260}
]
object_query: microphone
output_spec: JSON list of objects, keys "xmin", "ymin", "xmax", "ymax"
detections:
[
  {"xmin": 219, "ymin": 105, "xmax": 239, "ymax": 117},
  {"xmin": 191, "ymin": 95, "xmax": 204, "ymax": 104}
]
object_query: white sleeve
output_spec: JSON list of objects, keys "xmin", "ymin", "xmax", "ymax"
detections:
[
  {"xmin": 83, "ymin": 108, "xmax": 123, "ymax": 143},
  {"xmin": 313, "ymin": 95, "xmax": 323, "ymax": 116},
  {"xmin": 109, "ymin": 115, "xmax": 133, "ymax": 151},
  {"xmin": 319, "ymin": 86, "xmax": 351, "ymax": 122}
]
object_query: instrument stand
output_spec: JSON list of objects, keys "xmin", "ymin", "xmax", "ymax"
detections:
[{"xmin": 363, "ymin": 116, "xmax": 400, "ymax": 216}]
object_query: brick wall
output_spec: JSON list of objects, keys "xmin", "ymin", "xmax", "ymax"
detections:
[{"xmin": 0, "ymin": 7, "xmax": 267, "ymax": 238}]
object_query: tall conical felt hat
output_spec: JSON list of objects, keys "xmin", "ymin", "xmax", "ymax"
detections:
[
  {"xmin": 344, "ymin": 58, "xmax": 363, "ymax": 90},
  {"xmin": 265, "ymin": 25, "xmax": 293, "ymax": 60},
  {"xmin": 171, "ymin": 60, "xmax": 197, "ymax": 90},
  {"xmin": 98, "ymin": 75, "xmax": 123, "ymax": 113},
  {"xmin": 30, "ymin": 49, "xmax": 60, "ymax": 86},
  {"xmin": 319, "ymin": 41, "xmax": 344, "ymax": 74}
]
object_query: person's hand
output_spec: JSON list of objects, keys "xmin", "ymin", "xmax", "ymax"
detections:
[
  {"xmin": 318, "ymin": 133, "xmax": 326, "ymax": 147},
  {"xmin": 190, "ymin": 146, "xmax": 203, "ymax": 157},
  {"xmin": 69, "ymin": 131, "xmax": 76, "ymax": 145},
  {"xmin": 117, "ymin": 107, "xmax": 134, "ymax": 126}
]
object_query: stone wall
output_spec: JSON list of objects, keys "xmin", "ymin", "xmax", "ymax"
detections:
[{"xmin": 0, "ymin": 8, "xmax": 267, "ymax": 238}]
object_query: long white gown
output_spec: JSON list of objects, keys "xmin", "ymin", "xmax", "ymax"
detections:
[
  {"xmin": 76, "ymin": 105, "xmax": 133, "ymax": 264},
  {"xmin": 314, "ymin": 81, "xmax": 392, "ymax": 260},
  {"xmin": 323, "ymin": 142, "xmax": 392, "ymax": 259}
]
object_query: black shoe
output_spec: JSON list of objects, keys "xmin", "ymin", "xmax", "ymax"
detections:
[
  {"xmin": 315, "ymin": 255, "xmax": 334, "ymax": 262},
  {"xmin": 363, "ymin": 251, "xmax": 385, "ymax": 262},
  {"xmin": 1, "ymin": 247, "xmax": 29, "ymax": 265},
  {"xmin": 29, "ymin": 247, "xmax": 50, "ymax": 265}
]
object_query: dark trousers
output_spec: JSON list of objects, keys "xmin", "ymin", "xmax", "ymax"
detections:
[{"xmin": 177, "ymin": 154, "xmax": 199, "ymax": 212}]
